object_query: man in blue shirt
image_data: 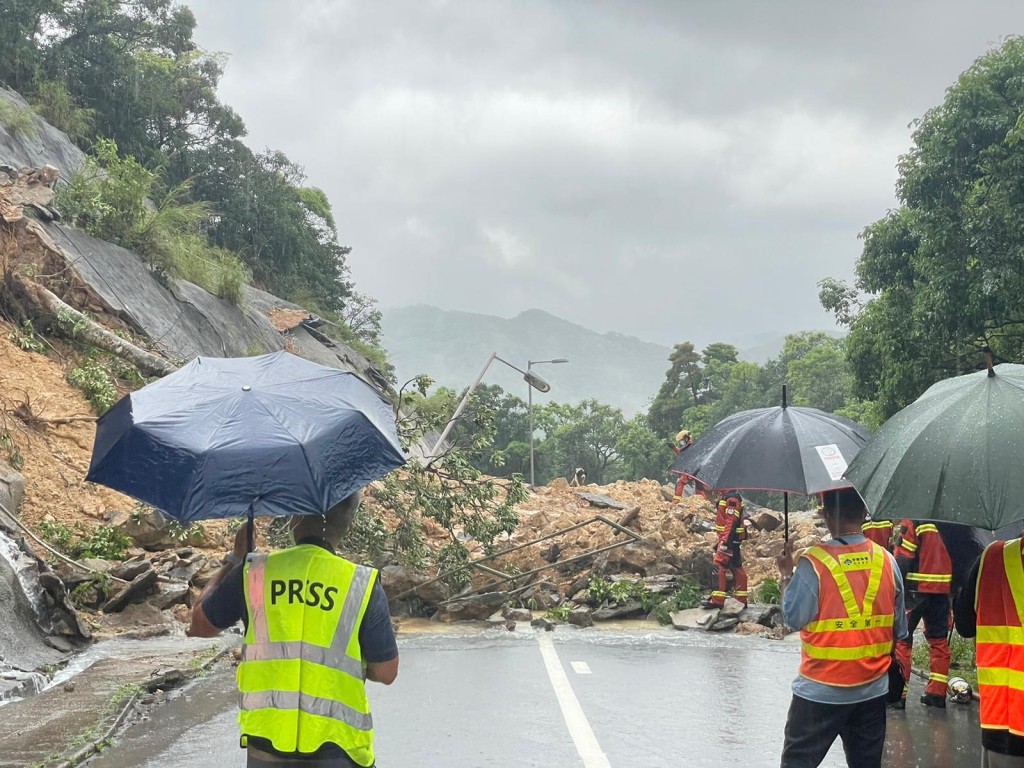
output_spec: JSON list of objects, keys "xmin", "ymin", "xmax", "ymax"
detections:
[{"xmin": 777, "ymin": 488, "xmax": 908, "ymax": 768}]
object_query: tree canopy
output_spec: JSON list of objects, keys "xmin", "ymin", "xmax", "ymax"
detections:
[
  {"xmin": 0, "ymin": 0, "xmax": 378, "ymax": 357},
  {"xmin": 821, "ymin": 37, "xmax": 1024, "ymax": 418}
]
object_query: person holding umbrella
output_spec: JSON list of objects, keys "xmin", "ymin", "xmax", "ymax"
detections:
[
  {"xmin": 189, "ymin": 491, "xmax": 398, "ymax": 768},
  {"xmin": 776, "ymin": 487, "xmax": 908, "ymax": 768}
]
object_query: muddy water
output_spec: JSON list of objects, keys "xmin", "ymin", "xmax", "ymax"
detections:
[{"xmin": 86, "ymin": 627, "xmax": 982, "ymax": 767}]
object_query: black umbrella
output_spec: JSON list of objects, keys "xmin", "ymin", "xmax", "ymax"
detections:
[{"xmin": 671, "ymin": 387, "xmax": 871, "ymax": 539}]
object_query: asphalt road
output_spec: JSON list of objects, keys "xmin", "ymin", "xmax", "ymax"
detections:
[{"xmin": 86, "ymin": 627, "xmax": 981, "ymax": 768}]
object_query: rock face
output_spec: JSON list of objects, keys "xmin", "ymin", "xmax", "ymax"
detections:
[
  {"xmin": 749, "ymin": 511, "xmax": 783, "ymax": 532},
  {"xmin": 0, "ymin": 88, "xmax": 86, "ymax": 178},
  {"xmin": 0, "ymin": 461, "xmax": 25, "ymax": 518}
]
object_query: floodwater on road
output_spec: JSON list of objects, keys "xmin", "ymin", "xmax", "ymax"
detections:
[{"xmin": 86, "ymin": 627, "xmax": 981, "ymax": 768}]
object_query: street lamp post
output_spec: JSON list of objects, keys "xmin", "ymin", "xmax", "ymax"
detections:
[
  {"xmin": 429, "ymin": 352, "xmax": 565, "ymax": 461},
  {"xmin": 527, "ymin": 358, "xmax": 569, "ymax": 487}
]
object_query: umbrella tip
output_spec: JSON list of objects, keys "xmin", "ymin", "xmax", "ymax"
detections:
[{"xmin": 984, "ymin": 347, "xmax": 995, "ymax": 377}]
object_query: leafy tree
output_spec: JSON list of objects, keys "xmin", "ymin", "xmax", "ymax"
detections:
[
  {"xmin": 821, "ymin": 37, "xmax": 1024, "ymax": 417},
  {"xmin": 389, "ymin": 376, "xmax": 527, "ymax": 589},
  {"xmin": 615, "ymin": 418, "xmax": 674, "ymax": 482},
  {"xmin": 538, "ymin": 399, "xmax": 627, "ymax": 484},
  {"xmin": 647, "ymin": 341, "xmax": 700, "ymax": 438}
]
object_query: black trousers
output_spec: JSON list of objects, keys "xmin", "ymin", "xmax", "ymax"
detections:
[{"xmin": 780, "ymin": 694, "xmax": 887, "ymax": 768}]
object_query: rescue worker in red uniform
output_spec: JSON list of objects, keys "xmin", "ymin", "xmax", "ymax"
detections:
[
  {"xmin": 671, "ymin": 430, "xmax": 693, "ymax": 502},
  {"xmin": 892, "ymin": 519, "xmax": 953, "ymax": 708},
  {"xmin": 861, "ymin": 517, "xmax": 895, "ymax": 551},
  {"xmin": 702, "ymin": 491, "xmax": 748, "ymax": 608}
]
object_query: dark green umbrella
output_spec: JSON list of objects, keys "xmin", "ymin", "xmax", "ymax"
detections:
[{"xmin": 845, "ymin": 362, "xmax": 1024, "ymax": 530}]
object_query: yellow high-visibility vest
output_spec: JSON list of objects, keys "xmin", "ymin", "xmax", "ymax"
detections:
[{"xmin": 238, "ymin": 545, "xmax": 377, "ymax": 766}]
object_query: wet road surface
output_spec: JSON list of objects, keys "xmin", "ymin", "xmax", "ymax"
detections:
[{"xmin": 86, "ymin": 627, "xmax": 981, "ymax": 768}]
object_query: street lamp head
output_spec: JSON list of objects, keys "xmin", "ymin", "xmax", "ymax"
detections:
[
  {"xmin": 550, "ymin": 358, "xmax": 569, "ymax": 364},
  {"xmin": 523, "ymin": 370, "xmax": 551, "ymax": 393}
]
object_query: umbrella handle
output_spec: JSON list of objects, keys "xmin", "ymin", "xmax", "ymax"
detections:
[{"xmin": 246, "ymin": 504, "xmax": 255, "ymax": 554}]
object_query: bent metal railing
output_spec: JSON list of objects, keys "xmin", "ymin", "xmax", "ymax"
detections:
[{"xmin": 391, "ymin": 513, "xmax": 644, "ymax": 601}]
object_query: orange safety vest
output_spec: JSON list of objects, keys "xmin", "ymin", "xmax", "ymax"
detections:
[
  {"xmin": 800, "ymin": 540, "xmax": 897, "ymax": 687},
  {"xmin": 976, "ymin": 538, "xmax": 1024, "ymax": 735}
]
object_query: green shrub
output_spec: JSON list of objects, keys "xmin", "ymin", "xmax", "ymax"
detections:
[
  {"xmin": 754, "ymin": 578, "xmax": 782, "ymax": 605},
  {"xmin": 545, "ymin": 604, "xmax": 573, "ymax": 621},
  {"xmin": 76, "ymin": 525, "xmax": 131, "ymax": 560},
  {"xmin": 31, "ymin": 79, "xmax": 94, "ymax": 142},
  {"xmin": 56, "ymin": 139, "xmax": 250, "ymax": 304},
  {"xmin": 652, "ymin": 578, "xmax": 703, "ymax": 624},
  {"xmin": 67, "ymin": 360, "xmax": 118, "ymax": 414},
  {"xmin": 8, "ymin": 320, "xmax": 47, "ymax": 353},
  {"xmin": 40, "ymin": 521, "xmax": 75, "ymax": 551},
  {"xmin": 0, "ymin": 430, "xmax": 24, "ymax": 471},
  {"xmin": 0, "ymin": 99, "xmax": 38, "ymax": 139}
]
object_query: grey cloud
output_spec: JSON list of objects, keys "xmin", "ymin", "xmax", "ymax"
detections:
[{"xmin": 187, "ymin": 0, "xmax": 1022, "ymax": 347}]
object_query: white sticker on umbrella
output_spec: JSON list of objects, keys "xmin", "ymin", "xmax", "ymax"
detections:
[{"xmin": 815, "ymin": 444, "xmax": 848, "ymax": 480}]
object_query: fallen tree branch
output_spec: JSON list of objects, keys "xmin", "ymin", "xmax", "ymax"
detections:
[{"xmin": 10, "ymin": 272, "xmax": 177, "ymax": 378}]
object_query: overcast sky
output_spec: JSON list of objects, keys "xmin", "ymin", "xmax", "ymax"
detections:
[{"xmin": 187, "ymin": 1, "xmax": 1022, "ymax": 349}]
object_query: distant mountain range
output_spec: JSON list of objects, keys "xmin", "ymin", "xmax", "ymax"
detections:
[
  {"xmin": 380, "ymin": 305, "xmax": 843, "ymax": 416},
  {"xmin": 380, "ymin": 306, "xmax": 671, "ymax": 415}
]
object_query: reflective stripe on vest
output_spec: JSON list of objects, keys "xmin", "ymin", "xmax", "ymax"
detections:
[
  {"xmin": 976, "ymin": 539, "xmax": 1024, "ymax": 735},
  {"xmin": 238, "ymin": 547, "xmax": 377, "ymax": 763},
  {"xmin": 800, "ymin": 541, "xmax": 896, "ymax": 687}
]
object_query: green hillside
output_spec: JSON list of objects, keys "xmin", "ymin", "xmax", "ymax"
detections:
[{"xmin": 381, "ymin": 306, "xmax": 673, "ymax": 415}]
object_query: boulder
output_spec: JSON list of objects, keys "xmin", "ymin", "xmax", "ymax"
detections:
[
  {"xmin": 660, "ymin": 485, "xmax": 676, "ymax": 502},
  {"xmin": 0, "ymin": 461, "xmax": 25, "ymax": 517},
  {"xmin": 380, "ymin": 565, "xmax": 451, "ymax": 605},
  {"xmin": 111, "ymin": 560, "xmax": 152, "ymax": 581},
  {"xmin": 520, "ymin": 582, "xmax": 561, "ymax": 610},
  {"xmin": 719, "ymin": 597, "xmax": 747, "ymax": 619},
  {"xmin": 750, "ymin": 511, "xmax": 783, "ymax": 532},
  {"xmin": 593, "ymin": 540, "xmax": 674, "ymax": 577},
  {"xmin": 707, "ymin": 615, "xmax": 740, "ymax": 632},
  {"xmin": 530, "ymin": 617, "xmax": 556, "ymax": 631},
  {"xmin": 166, "ymin": 555, "xmax": 208, "ymax": 585},
  {"xmin": 548, "ymin": 478, "xmax": 569, "ymax": 490},
  {"xmin": 148, "ymin": 582, "xmax": 191, "ymax": 611},
  {"xmin": 503, "ymin": 607, "xmax": 532, "ymax": 622},
  {"xmin": 734, "ymin": 622, "xmax": 769, "ymax": 636},
  {"xmin": 100, "ymin": 566, "xmax": 158, "ymax": 613},
  {"xmin": 568, "ymin": 606, "xmax": 594, "ymax": 628},
  {"xmin": 592, "ymin": 599, "xmax": 646, "ymax": 621},
  {"xmin": 670, "ymin": 608, "xmax": 719, "ymax": 630},
  {"xmin": 433, "ymin": 592, "xmax": 506, "ymax": 622}
]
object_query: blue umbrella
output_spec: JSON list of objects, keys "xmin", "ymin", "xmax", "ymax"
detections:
[{"xmin": 86, "ymin": 351, "xmax": 405, "ymax": 524}]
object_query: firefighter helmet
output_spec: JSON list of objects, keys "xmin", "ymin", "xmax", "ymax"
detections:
[{"xmin": 947, "ymin": 676, "xmax": 973, "ymax": 704}]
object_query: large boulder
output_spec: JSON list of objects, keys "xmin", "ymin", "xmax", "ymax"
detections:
[
  {"xmin": 0, "ymin": 461, "xmax": 25, "ymax": 517},
  {"xmin": 749, "ymin": 511, "xmax": 783, "ymax": 532},
  {"xmin": 592, "ymin": 599, "xmax": 646, "ymax": 621},
  {"xmin": 433, "ymin": 592, "xmax": 506, "ymax": 622},
  {"xmin": 100, "ymin": 566, "xmax": 158, "ymax": 613},
  {"xmin": 593, "ymin": 540, "xmax": 675, "ymax": 577},
  {"xmin": 380, "ymin": 565, "xmax": 451, "ymax": 605},
  {"xmin": 670, "ymin": 607, "xmax": 719, "ymax": 630}
]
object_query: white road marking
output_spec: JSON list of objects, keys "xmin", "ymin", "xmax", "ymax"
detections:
[
  {"xmin": 571, "ymin": 661, "xmax": 592, "ymax": 675},
  {"xmin": 537, "ymin": 635, "xmax": 611, "ymax": 768}
]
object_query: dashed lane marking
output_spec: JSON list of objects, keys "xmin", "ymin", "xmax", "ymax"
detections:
[
  {"xmin": 537, "ymin": 635, "xmax": 611, "ymax": 768},
  {"xmin": 571, "ymin": 661, "xmax": 592, "ymax": 675}
]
